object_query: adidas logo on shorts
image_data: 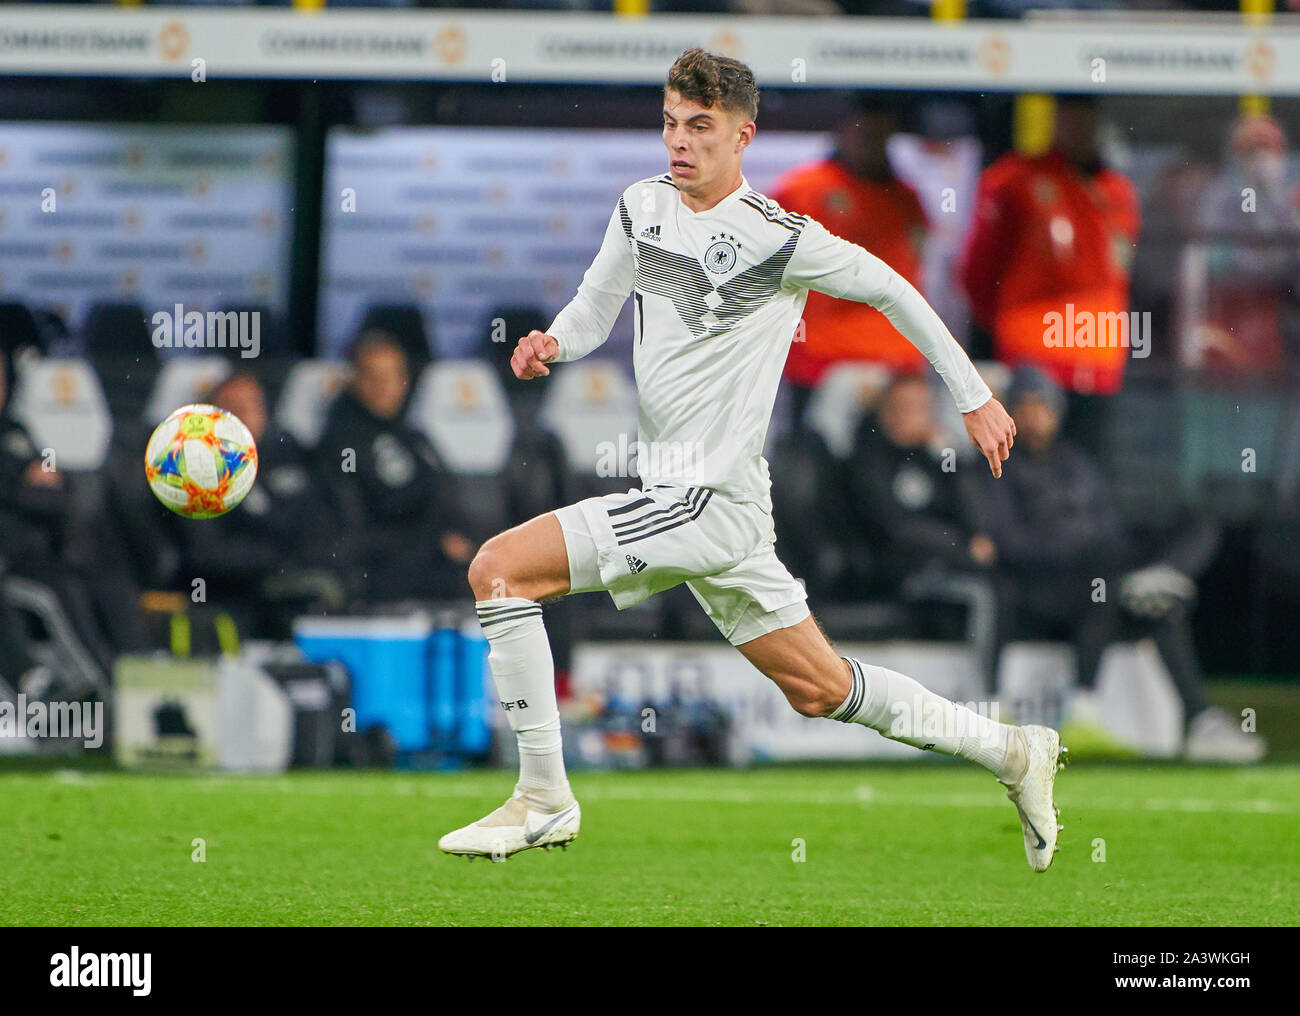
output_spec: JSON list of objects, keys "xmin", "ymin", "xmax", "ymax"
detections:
[{"xmin": 625, "ymin": 554, "xmax": 647, "ymax": 574}]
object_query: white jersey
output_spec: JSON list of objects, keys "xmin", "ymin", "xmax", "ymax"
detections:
[{"xmin": 546, "ymin": 172, "xmax": 991, "ymax": 513}]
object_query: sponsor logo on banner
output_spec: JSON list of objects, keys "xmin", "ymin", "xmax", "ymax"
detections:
[
  {"xmin": 158, "ymin": 19, "xmax": 189, "ymax": 62},
  {"xmin": 0, "ymin": 123, "xmax": 292, "ymax": 335},
  {"xmin": 0, "ymin": 12, "xmax": 1295, "ymax": 93}
]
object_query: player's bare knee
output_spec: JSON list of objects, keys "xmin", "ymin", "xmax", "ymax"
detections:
[{"xmin": 468, "ymin": 539, "xmax": 512, "ymax": 600}]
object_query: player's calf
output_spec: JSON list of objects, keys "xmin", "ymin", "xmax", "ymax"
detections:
[
  {"xmin": 744, "ymin": 621, "xmax": 1067, "ymax": 872},
  {"xmin": 823, "ymin": 655, "xmax": 1067, "ymax": 871},
  {"xmin": 825, "ymin": 655, "xmax": 1027, "ymax": 778},
  {"xmin": 442, "ymin": 512, "xmax": 581, "ymax": 859}
]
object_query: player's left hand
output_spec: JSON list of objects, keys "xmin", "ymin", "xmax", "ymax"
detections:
[{"xmin": 963, "ymin": 397, "xmax": 1015, "ymax": 478}]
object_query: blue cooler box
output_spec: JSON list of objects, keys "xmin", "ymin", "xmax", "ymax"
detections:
[
  {"xmin": 454, "ymin": 617, "xmax": 492, "ymax": 755},
  {"xmin": 294, "ymin": 614, "xmax": 435, "ymax": 751},
  {"xmin": 294, "ymin": 612, "xmax": 494, "ymax": 757}
]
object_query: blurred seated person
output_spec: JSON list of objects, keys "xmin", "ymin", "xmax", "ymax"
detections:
[
  {"xmin": 316, "ymin": 330, "xmax": 475, "ymax": 604},
  {"xmin": 178, "ymin": 371, "xmax": 349, "ymax": 639},
  {"xmin": 848, "ymin": 373, "xmax": 999, "ymax": 687},
  {"xmin": 0, "ymin": 349, "xmax": 132, "ymax": 684},
  {"xmin": 0, "ymin": 355, "xmax": 45, "ymax": 690},
  {"xmin": 971, "ymin": 366, "xmax": 1263, "ymax": 763}
]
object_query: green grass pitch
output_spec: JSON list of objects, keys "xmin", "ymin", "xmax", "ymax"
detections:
[{"xmin": 4, "ymin": 762, "xmax": 1298, "ymax": 926}]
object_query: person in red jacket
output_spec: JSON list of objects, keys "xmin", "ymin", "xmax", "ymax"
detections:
[
  {"xmin": 772, "ymin": 93, "xmax": 930, "ymax": 422},
  {"xmin": 960, "ymin": 95, "xmax": 1140, "ymax": 451}
]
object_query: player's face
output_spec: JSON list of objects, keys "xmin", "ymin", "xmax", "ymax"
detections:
[{"xmin": 662, "ymin": 90, "xmax": 752, "ymax": 195}]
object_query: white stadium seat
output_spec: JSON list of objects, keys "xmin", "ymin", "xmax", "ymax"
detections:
[
  {"xmin": 144, "ymin": 355, "xmax": 232, "ymax": 424},
  {"xmin": 538, "ymin": 361, "xmax": 638, "ymax": 475},
  {"xmin": 804, "ymin": 362, "xmax": 894, "ymax": 458},
  {"xmin": 971, "ymin": 360, "xmax": 1012, "ymax": 402},
  {"xmin": 275, "ymin": 359, "xmax": 350, "ymax": 449},
  {"xmin": 406, "ymin": 360, "xmax": 514, "ymax": 475},
  {"xmin": 9, "ymin": 357, "xmax": 112, "ymax": 471}
]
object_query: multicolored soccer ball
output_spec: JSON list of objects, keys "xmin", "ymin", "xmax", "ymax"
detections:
[{"xmin": 145, "ymin": 404, "xmax": 258, "ymax": 519}]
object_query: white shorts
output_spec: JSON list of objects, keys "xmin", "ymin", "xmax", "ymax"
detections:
[{"xmin": 554, "ymin": 483, "xmax": 810, "ymax": 646}]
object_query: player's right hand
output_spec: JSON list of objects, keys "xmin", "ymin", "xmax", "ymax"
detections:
[
  {"xmin": 511, "ymin": 330, "xmax": 559, "ymax": 379},
  {"xmin": 963, "ymin": 396, "xmax": 1015, "ymax": 479}
]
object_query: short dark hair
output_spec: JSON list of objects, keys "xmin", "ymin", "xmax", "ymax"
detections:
[
  {"xmin": 347, "ymin": 327, "xmax": 407, "ymax": 368},
  {"xmin": 205, "ymin": 369, "xmax": 264, "ymax": 406},
  {"xmin": 881, "ymin": 371, "xmax": 930, "ymax": 404},
  {"xmin": 665, "ymin": 48, "xmax": 759, "ymax": 124}
]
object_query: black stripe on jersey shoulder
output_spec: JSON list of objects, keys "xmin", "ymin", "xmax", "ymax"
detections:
[
  {"xmin": 624, "ymin": 173, "xmax": 674, "ymax": 190},
  {"xmin": 749, "ymin": 191, "xmax": 811, "ymax": 226},
  {"xmin": 621, "ymin": 175, "xmax": 674, "ymax": 244},
  {"xmin": 617, "ymin": 195, "xmax": 634, "ymax": 244},
  {"xmin": 739, "ymin": 193, "xmax": 810, "ymax": 233},
  {"xmin": 740, "ymin": 194, "xmax": 810, "ymax": 231}
]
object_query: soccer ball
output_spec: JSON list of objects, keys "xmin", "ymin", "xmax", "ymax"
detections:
[{"xmin": 144, "ymin": 404, "xmax": 258, "ymax": 519}]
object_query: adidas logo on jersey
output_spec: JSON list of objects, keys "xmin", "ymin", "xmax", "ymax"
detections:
[
  {"xmin": 638, "ymin": 224, "xmax": 662, "ymax": 242},
  {"xmin": 625, "ymin": 554, "xmax": 648, "ymax": 574}
]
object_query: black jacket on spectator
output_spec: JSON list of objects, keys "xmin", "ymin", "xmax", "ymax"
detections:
[
  {"xmin": 971, "ymin": 440, "xmax": 1136, "ymax": 578},
  {"xmin": 848, "ymin": 420, "xmax": 986, "ymax": 590},
  {"xmin": 0, "ymin": 413, "xmax": 69, "ymax": 566},
  {"xmin": 179, "ymin": 426, "xmax": 336, "ymax": 595},
  {"xmin": 970, "ymin": 436, "xmax": 1221, "ymax": 597},
  {"xmin": 0, "ymin": 410, "xmax": 139, "ymax": 671},
  {"xmin": 967, "ymin": 435, "xmax": 1221, "ymax": 716},
  {"xmin": 315, "ymin": 391, "xmax": 467, "ymax": 603}
]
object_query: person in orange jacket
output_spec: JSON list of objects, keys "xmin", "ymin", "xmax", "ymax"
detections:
[
  {"xmin": 772, "ymin": 92, "xmax": 930, "ymax": 422},
  {"xmin": 960, "ymin": 94, "xmax": 1140, "ymax": 450}
]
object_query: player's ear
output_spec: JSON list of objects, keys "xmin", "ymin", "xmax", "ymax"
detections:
[{"xmin": 736, "ymin": 119, "xmax": 756, "ymax": 151}]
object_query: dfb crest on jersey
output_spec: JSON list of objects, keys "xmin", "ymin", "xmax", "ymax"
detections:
[{"xmin": 704, "ymin": 233, "xmax": 740, "ymax": 275}]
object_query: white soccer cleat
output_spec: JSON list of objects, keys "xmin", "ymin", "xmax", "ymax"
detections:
[
  {"xmin": 998, "ymin": 725, "xmax": 1067, "ymax": 873},
  {"xmin": 438, "ymin": 785, "xmax": 581, "ymax": 861}
]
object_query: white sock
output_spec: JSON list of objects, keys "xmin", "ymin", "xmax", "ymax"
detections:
[
  {"xmin": 475, "ymin": 598, "xmax": 569, "ymax": 796},
  {"xmin": 829, "ymin": 657, "xmax": 1025, "ymax": 781}
]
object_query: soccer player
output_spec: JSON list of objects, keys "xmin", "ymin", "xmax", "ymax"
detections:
[{"xmin": 439, "ymin": 48, "xmax": 1066, "ymax": 872}]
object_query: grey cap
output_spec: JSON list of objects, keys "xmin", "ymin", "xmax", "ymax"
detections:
[{"xmin": 1006, "ymin": 365, "xmax": 1066, "ymax": 417}]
